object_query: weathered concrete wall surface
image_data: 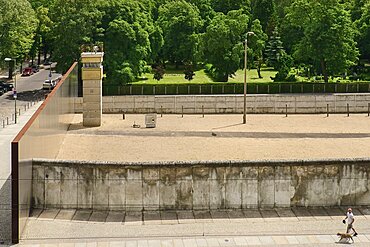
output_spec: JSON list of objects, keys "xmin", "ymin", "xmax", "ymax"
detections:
[
  {"xmin": 32, "ymin": 159, "xmax": 370, "ymax": 210},
  {"xmin": 75, "ymin": 94, "xmax": 370, "ymax": 114}
]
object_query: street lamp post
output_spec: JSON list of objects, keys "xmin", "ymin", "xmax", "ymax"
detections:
[
  {"xmin": 4, "ymin": 58, "xmax": 17, "ymax": 124},
  {"xmin": 243, "ymin": 32, "xmax": 255, "ymax": 124}
]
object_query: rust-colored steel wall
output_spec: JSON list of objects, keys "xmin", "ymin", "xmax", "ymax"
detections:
[{"xmin": 11, "ymin": 63, "xmax": 78, "ymax": 244}]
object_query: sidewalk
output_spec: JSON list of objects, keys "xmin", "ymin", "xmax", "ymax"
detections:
[
  {"xmin": 15, "ymin": 207, "xmax": 370, "ymax": 246},
  {"xmin": 0, "ymin": 102, "xmax": 43, "ymax": 245}
]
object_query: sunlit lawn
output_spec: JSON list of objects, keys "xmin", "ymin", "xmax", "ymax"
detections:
[{"xmin": 134, "ymin": 68, "xmax": 277, "ymax": 85}]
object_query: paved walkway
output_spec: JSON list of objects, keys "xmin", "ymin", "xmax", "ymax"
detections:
[{"xmin": 14, "ymin": 207, "xmax": 370, "ymax": 246}]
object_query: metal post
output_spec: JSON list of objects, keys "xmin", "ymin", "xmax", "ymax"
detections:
[
  {"xmin": 122, "ymin": 113, "xmax": 125, "ymax": 120},
  {"xmin": 347, "ymin": 103, "xmax": 350, "ymax": 117},
  {"xmin": 6, "ymin": 117, "xmax": 9, "ymax": 125},
  {"xmin": 243, "ymin": 38, "xmax": 248, "ymax": 124},
  {"xmin": 202, "ymin": 105, "xmax": 204, "ymax": 118},
  {"xmin": 2, "ymin": 120, "xmax": 5, "ymax": 128},
  {"xmin": 327, "ymin": 104, "xmax": 329, "ymax": 117},
  {"xmin": 161, "ymin": 106, "xmax": 163, "ymax": 117},
  {"xmin": 368, "ymin": 103, "xmax": 370, "ymax": 117},
  {"xmin": 182, "ymin": 106, "xmax": 184, "ymax": 118},
  {"xmin": 18, "ymin": 108, "xmax": 20, "ymax": 116},
  {"xmin": 285, "ymin": 104, "xmax": 288, "ymax": 117}
]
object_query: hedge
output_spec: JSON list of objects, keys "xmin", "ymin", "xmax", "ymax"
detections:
[{"xmin": 103, "ymin": 82, "xmax": 370, "ymax": 96}]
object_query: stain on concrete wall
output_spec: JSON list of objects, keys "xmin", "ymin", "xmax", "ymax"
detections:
[{"xmin": 32, "ymin": 159, "xmax": 370, "ymax": 210}]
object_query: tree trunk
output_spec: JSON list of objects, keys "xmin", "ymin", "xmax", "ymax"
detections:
[
  {"xmin": 38, "ymin": 50, "xmax": 41, "ymax": 65},
  {"xmin": 8, "ymin": 66, "xmax": 13, "ymax": 80},
  {"xmin": 257, "ymin": 59, "xmax": 263, "ymax": 79},
  {"xmin": 321, "ymin": 59, "xmax": 328, "ymax": 83}
]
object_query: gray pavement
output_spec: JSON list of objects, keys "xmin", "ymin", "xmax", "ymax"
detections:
[{"xmin": 14, "ymin": 207, "xmax": 370, "ymax": 246}]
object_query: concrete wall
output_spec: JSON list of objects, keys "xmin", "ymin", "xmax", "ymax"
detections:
[
  {"xmin": 75, "ymin": 94, "xmax": 370, "ymax": 114},
  {"xmin": 32, "ymin": 158, "xmax": 370, "ymax": 210}
]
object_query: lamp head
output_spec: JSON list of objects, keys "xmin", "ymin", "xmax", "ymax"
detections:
[
  {"xmin": 247, "ymin": 32, "xmax": 255, "ymax": 36},
  {"xmin": 4, "ymin": 58, "xmax": 12, "ymax": 62}
]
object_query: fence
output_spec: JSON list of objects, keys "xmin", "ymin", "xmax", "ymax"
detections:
[{"xmin": 103, "ymin": 83, "xmax": 370, "ymax": 96}]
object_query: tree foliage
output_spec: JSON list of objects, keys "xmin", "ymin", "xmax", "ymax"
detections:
[
  {"xmin": 286, "ymin": 0, "xmax": 359, "ymax": 83},
  {"xmin": 50, "ymin": 0, "xmax": 102, "ymax": 73},
  {"xmin": 157, "ymin": 0, "xmax": 203, "ymax": 65},
  {"xmin": 0, "ymin": 0, "xmax": 38, "ymax": 60},
  {"xmin": 203, "ymin": 10, "xmax": 249, "ymax": 82},
  {"xmin": 248, "ymin": 19, "xmax": 268, "ymax": 78}
]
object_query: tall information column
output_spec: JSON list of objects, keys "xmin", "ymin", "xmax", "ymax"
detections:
[{"xmin": 81, "ymin": 52, "xmax": 104, "ymax": 127}]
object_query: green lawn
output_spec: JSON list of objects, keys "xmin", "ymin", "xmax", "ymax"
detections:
[{"xmin": 134, "ymin": 68, "xmax": 277, "ymax": 85}]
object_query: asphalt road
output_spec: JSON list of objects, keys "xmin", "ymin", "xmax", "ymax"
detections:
[{"xmin": 0, "ymin": 64, "xmax": 61, "ymax": 120}]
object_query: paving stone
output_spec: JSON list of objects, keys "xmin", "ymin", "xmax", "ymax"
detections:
[
  {"xmin": 227, "ymin": 210, "xmax": 246, "ymax": 222},
  {"xmin": 74, "ymin": 243, "xmax": 88, "ymax": 247},
  {"xmin": 29, "ymin": 208, "xmax": 43, "ymax": 219},
  {"xmin": 137, "ymin": 240, "xmax": 148, "ymax": 247},
  {"xmin": 73, "ymin": 210, "xmax": 92, "ymax": 222},
  {"xmin": 308, "ymin": 207, "xmax": 331, "ymax": 220},
  {"xmin": 295, "ymin": 235, "xmax": 311, "ymax": 244},
  {"xmin": 210, "ymin": 211, "xmax": 229, "ymax": 221},
  {"xmin": 233, "ymin": 237, "xmax": 247, "ymax": 246},
  {"xmin": 160, "ymin": 211, "xmax": 178, "ymax": 225},
  {"xmin": 89, "ymin": 211, "xmax": 108, "ymax": 223},
  {"xmin": 160, "ymin": 239, "xmax": 173, "ymax": 247},
  {"xmin": 243, "ymin": 209, "xmax": 264, "ymax": 222},
  {"xmin": 356, "ymin": 234, "xmax": 370, "ymax": 243},
  {"xmin": 106, "ymin": 211, "xmax": 125, "ymax": 223},
  {"xmin": 143, "ymin": 211, "xmax": 161, "ymax": 225},
  {"xmin": 259, "ymin": 209, "xmax": 279, "ymax": 221},
  {"xmin": 125, "ymin": 241, "xmax": 137, "ymax": 247},
  {"xmin": 97, "ymin": 242, "xmax": 109, "ymax": 247},
  {"xmin": 173, "ymin": 239, "xmax": 184, "ymax": 247},
  {"xmin": 86, "ymin": 243, "xmax": 97, "ymax": 247},
  {"xmin": 359, "ymin": 207, "xmax": 370, "ymax": 219},
  {"xmin": 286, "ymin": 236, "xmax": 300, "ymax": 244},
  {"xmin": 258, "ymin": 236, "xmax": 275, "ymax": 245},
  {"xmin": 206, "ymin": 238, "xmax": 220, "ymax": 247},
  {"xmin": 245, "ymin": 236, "xmax": 262, "ymax": 245},
  {"xmin": 195, "ymin": 239, "xmax": 207, "ymax": 247},
  {"xmin": 124, "ymin": 212, "xmax": 142, "ymax": 226},
  {"xmin": 306, "ymin": 235, "xmax": 320, "ymax": 244},
  {"xmin": 38, "ymin": 209, "xmax": 60, "ymax": 220},
  {"xmin": 275, "ymin": 208, "xmax": 298, "ymax": 221},
  {"xmin": 291, "ymin": 207, "xmax": 314, "ymax": 221},
  {"xmin": 271, "ymin": 236, "xmax": 289, "ymax": 244},
  {"xmin": 325, "ymin": 207, "xmax": 345, "ymax": 220},
  {"xmin": 182, "ymin": 239, "xmax": 197, "ymax": 247},
  {"xmin": 147, "ymin": 240, "xmax": 161, "ymax": 247},
  {"xmin": 217, "ymin": 238, "xmax": 235, "ymax": 246},
  {"xmin": 315, "ymin": 235, "xmax": 335, "ymax": 244},
  {"xmin": 177, "ymin": 211, "xmax": 195, "ymax": 224},
  {"xmin": 109, "ymin": 241, "xmax": 124, "ymax": 247},
  {"xmin": 194, "ymin": 211, "xmax": 212, "ymax": 223},
  {"xmin": 55, "ymin": 210, "xmax": 76, "ymax": 221}
]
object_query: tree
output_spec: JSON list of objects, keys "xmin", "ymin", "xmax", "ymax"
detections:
[
  {"xmin": 157, "ymin": 0, "xmax": 203, "ymax": 66},
  {"xmin": 0, "ymin": 0, "xmax": 38, "ymax": 77},
  {"xmin": 105, "ymin": 19, "xmax": 150, "ymax": 84},
  {"xmin": 265, "ymin": 27, "xmax": 285, "ymax": 70},
  {"xmin": 248, "ymin": 19, "xmax": 268, "ymax": 78},
  {"xmin": 251, "ymin": 0, "xmax": 275, "ymax": 32},
  {"xmin": 50, "ymin": 0, "xmax": 102, "ymax": 73},
  {"xmin": 152, "ymin": 64, "xmax": 165, "ymax": 81},
  {"xmin": 356, "ymin": 1, "xmax": 370, "ymax": 59},
  {"xmin": 286, "ymin": 0, "xmax": 359, "ymax": 83},
  {"xmin": 203, "ymin": 9, "xmax": 249, "ymax": 81},
  {"xmin": 211, "ymin": 0, "xmax": 251, "ymax": 14},
  {"xmin": 101, "ymin": 0, "xmax": 154, "ymax": 83},
  {"xmin": 184, "ymin": 64, "xmax": 195, "ymax": 81}
]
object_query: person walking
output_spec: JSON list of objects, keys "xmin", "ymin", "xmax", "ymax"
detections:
[{"xmin": 343, "ymin": 207, "xmax": 358, "ymax": 236}]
